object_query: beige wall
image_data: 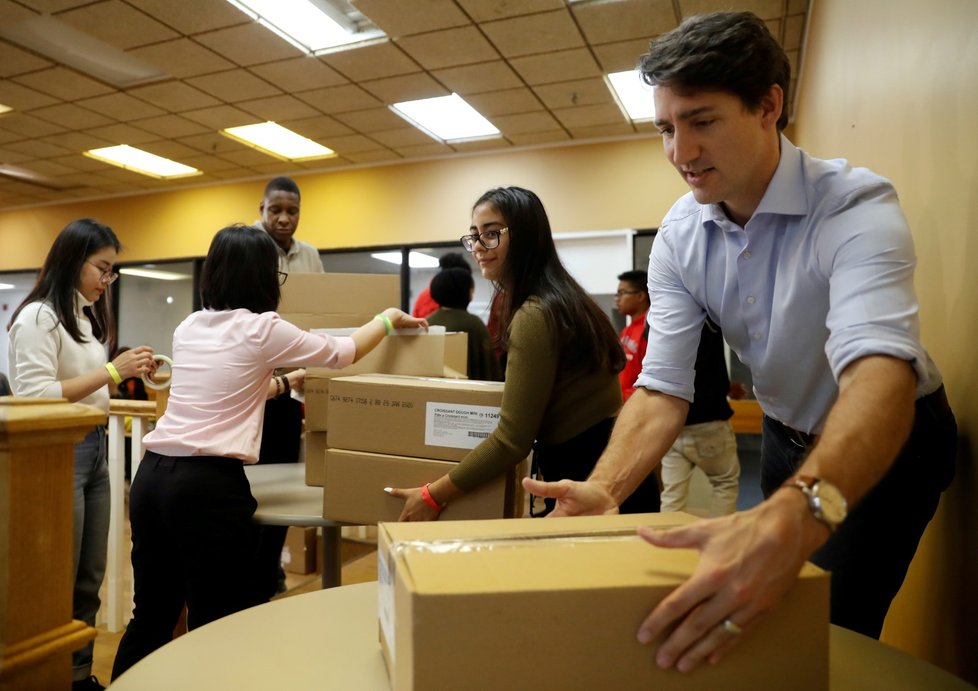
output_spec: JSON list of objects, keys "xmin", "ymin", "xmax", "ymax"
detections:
[
  {"xmin": 795, "ymin": 0, "xmax": 978, "ymax": 682},
  {"xmin": 0, "ymin": 137, "xmax": 688, "ymax": 271}
]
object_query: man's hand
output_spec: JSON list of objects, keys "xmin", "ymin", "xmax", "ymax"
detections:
[
  {"xmin": 521, "ymin": 477, "xmax": 619, "ymax": 517},
  {"xmin": 634, "ymin": 489, "xmax": 826, "ymax": 672}
]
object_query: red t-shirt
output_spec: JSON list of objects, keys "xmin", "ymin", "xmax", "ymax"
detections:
[
  {"xmin": 411, "ymin": 286, "xmax": 439, "ymax": 318},
  {"xmin": 618, "ymin": 311, "xmax": 648, "ymax": 401}
]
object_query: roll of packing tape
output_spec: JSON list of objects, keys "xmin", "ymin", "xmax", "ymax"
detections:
[{"xmin": 142, "ymin": 354, "xmax": 173, "ymax": 391}]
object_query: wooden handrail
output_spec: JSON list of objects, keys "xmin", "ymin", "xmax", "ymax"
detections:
[{"xmin": 109, "ymin": 399, "xmax": 157, "ymax": 420}]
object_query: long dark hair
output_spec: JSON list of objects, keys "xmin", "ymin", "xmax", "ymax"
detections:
[
  {"xmin": 9, "ymin": 218, "xmax": 120, "ymax": 344},
  {"xmin": 475, "ymin": 187, "xmax": 624, "ymax": 374},
  {"xmin": 200, "ymin": 224, "xmax": 280, "ymax": 313}
]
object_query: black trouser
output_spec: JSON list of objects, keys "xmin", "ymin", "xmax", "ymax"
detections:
[
  {"xmin": 759, "ymin": 386, "xmax": 956, "ymax": 638},
  {"xmin": 531, "ymin": 417, "xmax": 661, "ymax": 516},
  {"xmin": 112, "ymin": 452, "xmax": 261, "ymax": 680}
]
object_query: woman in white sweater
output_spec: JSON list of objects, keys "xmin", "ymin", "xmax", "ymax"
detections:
[{"xmin": 7, "ymin": 218, "xmax": 155, "ymax": 691}]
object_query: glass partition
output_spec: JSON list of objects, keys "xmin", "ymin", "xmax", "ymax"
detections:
[
  {"xmin": 0, "ymin": 271, "xmax": 40, "ymax": 379},
  {"xmin": 117, "ymin": 261, "xmax": 195, "ymax": 356}
]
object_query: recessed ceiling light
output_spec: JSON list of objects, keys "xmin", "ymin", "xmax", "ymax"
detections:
[
  {"xmin": 606, "ymin": 70, "xmax": 655, "ymax": 122},
  {"xmin": 84, "ymin": 146, "xmax": 200, "ymax": 179},
  {"xmin": 390, "ymin": 94, "xmax": 500, "ymax": 143},
  {"xmin": 221, "ymin": 121, "xmax": 336, "ymax": 161},
  {"xmin": 0, "ymin": 103, "xmax": 11, "ymax": 115},
  {"xmin": 119, "ymin": 267, "xmax": 192, "ymax": 281},
  {"xmin": 225, "ymin": 0, "xmax": 384, "ymax": 54},
  {"xmin": 371, "ymin": 251, "xmax": 440, "ymax": 269}
]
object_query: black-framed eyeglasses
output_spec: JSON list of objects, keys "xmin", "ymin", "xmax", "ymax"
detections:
[
  {"xmin": 615, "ymin": 289, "xmax": 641, "ymax": 298},
  {"xmin": 86, "ymin": 261, "xmax": 119, "ymax": 285},
  {"xmin": 460, "ymin": 227, "xmax": 509, "ymax": 252},
  {"xmin": 278, "ymin": 271, "xmax": 288, "ymax": 286}
]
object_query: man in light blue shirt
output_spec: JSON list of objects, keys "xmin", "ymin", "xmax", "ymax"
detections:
[{"xmin": 525, "ymin": 10, "xmax": 956, "ymax": 673}]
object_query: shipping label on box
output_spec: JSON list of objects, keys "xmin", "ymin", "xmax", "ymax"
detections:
[
  {"xmin": 278, "ymin": 273, "xmax": 398, "ymax": 315},
  {"xmin": 327, "ymin": 375, "xmax": 504, "ymax": 461},
  {"xmin": 377, "ymin": 514, "xmax": 829, "ymax": 691}
]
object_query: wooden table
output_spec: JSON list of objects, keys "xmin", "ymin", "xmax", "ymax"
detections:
[{"xmin": 108, "ymin": 581, "xmax": 975, "ymax": 691}]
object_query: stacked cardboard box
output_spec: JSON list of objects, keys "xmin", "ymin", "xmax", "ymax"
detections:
[
  {"xmin": 378, "ymin": 513, "xmax": 830, "ymax": 691},
  {"xmin": 322, "ymin": 374, "xmax": 523, "ymax": 523}
]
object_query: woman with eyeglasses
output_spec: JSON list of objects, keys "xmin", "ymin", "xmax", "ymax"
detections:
[
  {"xmin": 388, "ymin": 187, "xmax": 661, "ymax": 520},
  {"xmin": 110, "ymin": 224, "xmax": 427, "ymax": 680},
  {"xmin": 7, "ymin": 218, "xmax": 155, "ymax": 691}
]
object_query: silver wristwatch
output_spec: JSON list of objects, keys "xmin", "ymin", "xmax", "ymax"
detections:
[{"xmin": 784, "ymin": 475, "xmax": 847, "ymax": 531}]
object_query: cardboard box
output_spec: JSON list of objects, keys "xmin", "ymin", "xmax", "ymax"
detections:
[
  {"xmin": 327, "ymin": 375, "xmax": 504, "ymax": 461},
  {"xmin": 378, "ymin": 514, "xmax": 829, "ymax": 691},
  {"xmin": 281, "ymin": 526, "xmax": 317, "ymax": 575},
  {"xmin": 303, "ymin": 330, "xmax": 447, "ymax": 433},
  {"xmin": 443, "ymin": 332, "xmax": 468, "ymax": 378},
  {"xmin": 322, "ymin": 449, "xmax": 518, "ymax": 524},
  {"xmin": 279, "ymin": 312, "xmax": 375, "ymax": 331},
  {"xmin": 278, "ymin": 272, "xmax": 399, "ymax": 315},
  {"xmin": 304, "ymin": 431, "xmax": 328, "ymax": 486}
]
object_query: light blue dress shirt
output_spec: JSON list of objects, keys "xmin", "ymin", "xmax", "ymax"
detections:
[{"xmin": 636, "ymin": 136, "xmax": 941, "ymax": 434}]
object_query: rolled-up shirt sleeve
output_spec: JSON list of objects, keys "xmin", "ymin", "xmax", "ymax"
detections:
[{"xmin": 635, "ymin": 226, "xmax": 706, "ymax": 402}]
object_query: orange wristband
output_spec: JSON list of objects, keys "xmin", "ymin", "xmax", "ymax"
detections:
[{"xmin": 421, "ymin": 483, "xmax": 445, "ymax": 512}]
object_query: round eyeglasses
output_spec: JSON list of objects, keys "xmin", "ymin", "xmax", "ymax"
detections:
[
  {"xmin": 460, "ymin": 227, "xmax": 509, "ymax": 252},
  {"xmin": 87, "ymin": 261, "xmax": 119, "ymax": 285},
  {"xmin": 278, "ymin": 271, "xmax": 288, "ymax": 286}
]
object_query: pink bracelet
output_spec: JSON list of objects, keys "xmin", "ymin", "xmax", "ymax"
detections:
[{"xmin": 421, "ymin": 483, "xmax": 445, "ymax": 512}]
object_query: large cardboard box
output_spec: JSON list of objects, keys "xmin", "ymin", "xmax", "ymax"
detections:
[
  {"xmin": 327, "ymin": 375, "xmax": 504, "ymax": 461},
  {"xmin": 322, "ymin": 449, "xmax": 520, "ymax": 523},
  {"xmin": 278, "ymin": 272, "xmax": 398, "ymax": 315},
  {"xmin": 281, "ymin": 526, "xmax": 317, "ymax": 575},
  {"xmin": 378, "ymin": 514, "xmax": 829, "ymax": 691},
  {"xmin": 304, "ymin": 431, "xmax": 328, "ymax": 486},
  {"xmin": 442, "ymin": 332, "xmax": 468, "ymax": 378},
  {"xmin": 279, "ymin": 312, "xmax": 374, "ymax": 331},
  {"xmin": 304, "ymin": 329, "xmax": 447, "ymax": 434}
]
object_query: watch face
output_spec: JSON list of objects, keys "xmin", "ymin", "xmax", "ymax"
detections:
[{"xmin": 814, "ymin": 482, "xmax": 847, "ymax": 526}]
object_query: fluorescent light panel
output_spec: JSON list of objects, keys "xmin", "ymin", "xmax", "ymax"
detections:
[
  {"xmin": 0, "ymin": 283, "xmax": 15, "ymax": 290},
  {"xmin": 225, "ymin": 0, "xmax": 384, "ymax": 53},
  {"xmin": 85, "ymin": 145, "xmax": 200, "ymax": 179},
  {"xmin": 0, "ymin": 103, "xmax": 11, "ymax": 115},
  {"xmin": 390, "ymin": 94, "xmax": 499, "ymax": 143},
  {"xmin": 119, "ymin": 267, "xmax": 192, "ymax": 281},
  {"xmin": 606, "ymin": 70, "xmax": 655, "ymax": 122},
  {"xmin": 221, "ymin": 122, "xmax": 335, "ymax": 161},
  {"xmin": 371, "ymin": 252, "xmax": 440, "ymax": 269}
]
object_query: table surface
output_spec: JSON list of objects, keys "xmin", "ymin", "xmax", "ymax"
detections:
[
  {"xmin": 244, "ymin": 463, "xmax": 340, "ymax": 527},
  {"xmin": 108, "ymin": 581, "xmax": 975, "ymax": 691}
]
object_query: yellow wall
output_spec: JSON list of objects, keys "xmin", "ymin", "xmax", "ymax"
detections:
[
  {"xmin": 795, "ymin": 0, "xmax": 978, "ymax": 682},
  {"xmin": 0, "ymin": 137, "xmax": 688, "ymax": 271}
]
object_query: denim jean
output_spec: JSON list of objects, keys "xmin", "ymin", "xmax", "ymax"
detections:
[
  {"xmin": 72, "ymin": 426, "xmax": 110, "ymax": 681},
  {"xmin": 759, "ymin": 386, "xmax": 956, "ymax": 638}
]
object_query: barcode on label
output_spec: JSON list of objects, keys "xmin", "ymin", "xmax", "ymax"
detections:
[{"xmin": 467, "ymin": 431, "xmax": 490, "ymax": 438}]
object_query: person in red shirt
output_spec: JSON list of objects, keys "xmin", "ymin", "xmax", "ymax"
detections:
[
  {"xmin": 615, "ymin": 270, "xmax": 650, "ymax": 401},
  {"xmin": 412, "ymin": 252, "xmax": 472, "ymax": 318}
]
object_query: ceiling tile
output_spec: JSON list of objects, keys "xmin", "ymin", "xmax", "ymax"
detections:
[
  {"xmin": 30, "ymin": 102, "xmax": 115, "ymax": 129},
  {"xmin": 591, "ymin": 39, "xmax": 652, "ymax": 73},
  {"xmin": 0, "ymin": 40, "xmax": 53, "ymax": 77},
  {"xmin": 194, "ymin": 23, "xmax": 305, "ymax": 66},
  {"xmin": 765, "ymin": 19, "xmax": 781, "ymax": 41},
  {"xmin": 278, "ymin": 115, "xmax": 354, "ymax": 140},
  {"xmin": 12, "ymin": 67, "xmax": 115, "ymax": 100},
  {"xmin": 128, "ymin": 81, "xmax": 221, "ymax": 111},
  {"xmin": 3, "ymin": 138, "xmax": 72, "ymax": 158},
  {"xmin": 532, "ymin": 77, "xmax": 616, "ymax": 110},
  {"xmin": 58, "ymin": 0, "xmax": 178, "ymax": 50},
  {"xmin": 451, "ymin": 137, "xmax": 511, "ymax": 153},
  {"xmin": 454, "ymin": 0, "xmax": 564, "ymax": 22},
  {"xmin": 0, "ymin": 81, "xmax": 60, "ymax": 110},
  {"xmin": 0, "ymin": 113, "xmax": 67, "ymax": 138},
  {"xmin": 319, "ymin": 40, "xmax": 420, "ymax": 82},
  {"xmin": 344, "ymin": 148, "xmax": 401, "ymax": 164},
  {"xmin": 395, "ymin": 27, "xmax": 499, "ymax": 70},
  {"xmin": 369, "ymin": 127, "xmax": 436, "ymax": 148},
  {"xmin": 137, "ymin": 139, "xmax": 205, "ymax": 161},
  {"xmin": 552, "ymin": 103, "xmax": 627, "ymax": 129},
  {"xmin": 431, "ymin": 61, "xmax": 523, "ymax": 95},
  {"xmin": 0, "ymin": 2, "xmax": 36, "ymax": 25},
  {"xmin": 679, "ymin": 0, "xmax": 782, "ymax": 21},
  {"xmin": 392, "ymin": 142, "xmax": 452, "ymax": 158},
  {"xmin": 506, "ymin": 129, "xmax": 569, "ymax": 146},
  {"xmin": 178, "ymin": 153, "xmax": 241, "ymax": 171},
  {"xmin": 47, "ymin": 154, "xmax": 111, "ymax": 172},
  {"xmin": 464, "ymin": 88, "xmax": 543, "ymax": 117},
  {"xmin": 319, "ymin": 133, "xmax": 385, "ymax": 154},
  {"xmin": 177, "ymin": 131, "xmax": 251, "ymax": 155},
  {"xmin": 509, "ymin": 48, "xmax": 602, "ymax": 86},
  {"xmin": 572, "ymin": 0, "xmax": 676, "ymax": 45},
  {"xmin": 481, "ymin": 9, "xmax": 583, "ymax": 58},
  {"xmin": 125, "ymin": 0, "xmax": 249, "ymax": 34},
  {"xmin": 42, "ymin": 131, "xmax": 114, "ymax": 151},
  {"xmin": 294, "ymin": 84, "xmax": 382, "ymax": 114},
  {"xmin": 333, "ymin": 107, "xmax": 407, "ymax": 133},
  {"xmin": 206, "ymin": 166, "xmax": 259, "ymax": 179},
  {"xmin": 251, "ymin": 161, "xmax": 307, "ymax": 175},
  {"xmin": 236, "ymin": 95, "xmax": 321, "ymax": 122},
  {"xmin": 186, "ymin": 69, "xmax": 281, "ymax": 102},
  {"xmin": 491, "ymin": 110, "xmax": 561, "ymax": 135},
  {"xmin": 0, "ymin": 128, "xmax": 23, "ymax": 145},
  {"xmin": 76, "ymin": 92, "xmax": 167, "ymax": 120},
  {"xmin": 360, "ymin": 72, "xmax": 448, "ymax": 103},
  {"xmin": 351, "ymin": 0, "xmax": 469, "ymax": 37},
  {"xmin": 125, "ymin": 38, "xmax": 235, "ymax": 79},
  {"xmin": 83, "ymin": 122, "xmax": 161, "ymax": 145},
  {"xmin": 566, "ymin": 122, "xmax": 636, "ymax": 138},
  {"xmin": 249, "ymin": 57, "xmax": 348, "ymax": 93},
  {"xmin": 788, "ymin": 0, "xmax": 809, "ymax": 14},
  {"xmin": 181, "ymin": 105, "xmax": 258, "ymax": 129},
  {"xmin": 130, "ymin": 114, "xmax": 210, "ymax": 138},
  {"xmin": 217, "ymin": 147, "xmax": 277, "ymax": 167},
  {"xmin": 783, "ymin": 14, "xmax": 805, "ymax": 51}
]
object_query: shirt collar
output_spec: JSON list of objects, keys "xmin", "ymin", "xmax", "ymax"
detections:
[{"xmin": 74, "ymin": 290, "xmax": 94, "ymax": 313}]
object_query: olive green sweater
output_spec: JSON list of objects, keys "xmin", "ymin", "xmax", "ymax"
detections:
[{"xmin": 448, "ymin": 300, "xmax": 622, "ymax": 491}]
